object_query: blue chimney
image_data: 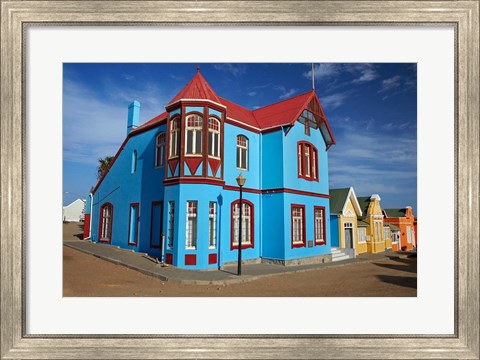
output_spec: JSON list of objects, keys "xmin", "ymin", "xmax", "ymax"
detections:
[{"xmin": 127, "ymin": 101, "xmax": 140, "ymax": 135}]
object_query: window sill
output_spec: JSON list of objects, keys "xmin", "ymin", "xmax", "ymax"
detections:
[{"xmin": 292, "ymin": 242, "xmax": 306, "ymax": 248}]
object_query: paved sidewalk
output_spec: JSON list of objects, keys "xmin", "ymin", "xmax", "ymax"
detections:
[{"xmin": 63, "ymin": 239, "xmax": 413, "ymax": 285}]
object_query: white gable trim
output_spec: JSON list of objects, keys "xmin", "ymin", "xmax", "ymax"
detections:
[{"xmin": 341, "ymin": 187, "xmax": 363, "ymax": 217}]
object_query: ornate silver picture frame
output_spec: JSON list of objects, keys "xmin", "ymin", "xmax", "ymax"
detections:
[{"xmin": 1, "ymin": 1, "xmax": 478, "ymax": 358}]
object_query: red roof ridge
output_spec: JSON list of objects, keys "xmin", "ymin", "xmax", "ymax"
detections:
[{"xmin": 252, "ymin": 89, "xmax": 315, "ymax": 113}]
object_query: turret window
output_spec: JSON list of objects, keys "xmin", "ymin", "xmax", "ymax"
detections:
[
  {"xmin": 185, "ymin": 114, "xmax": 203, "ymax": 156},
  {"xmin": 169, "ymin": 117, "xmax": 180, "ymax": 158},
  {"xmin": 208, "ymin": 118, "xmax": 221, "ymax": 158}
]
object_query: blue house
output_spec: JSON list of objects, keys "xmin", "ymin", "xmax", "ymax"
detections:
[{"xmin": 85, "ymin": 69, "xmax": 336, "ymax": 270}]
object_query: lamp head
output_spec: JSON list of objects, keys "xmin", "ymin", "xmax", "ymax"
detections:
[{"xmin": 236, "ymin": 173, "xmax": 246, "ymax": 187}]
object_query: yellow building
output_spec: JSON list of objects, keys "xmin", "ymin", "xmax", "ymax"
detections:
[
  {"xmin": 357, "ymin": 194, "xmax": 389, "ymax": 253},
  {"xmin": 329, "ymin": 187, "xmax": 364, "ymax": 257}
]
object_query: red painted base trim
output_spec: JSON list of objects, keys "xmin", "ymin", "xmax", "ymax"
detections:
[
  {"xmin": 208, "ymin": 253, "xmax": 217, "ymax": 265},
  {"xmin": 165, "ymin": 253, "xmax": 173, "ymax": 265},
  {"xmin": 83, "ymin": 214, "xmax": 91, "ymax": 239},
  {"xmin": 185, "ymin": 254, "xmax": 197, "ymax": 265}
]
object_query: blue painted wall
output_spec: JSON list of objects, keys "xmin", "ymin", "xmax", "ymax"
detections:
[
  {"xmin": 90, "ymin": 98, "xmax": 333, "ymax": 270},
  {"xmin": 223, "ymin": 123, "xmax": 260, "ymax": 189},
  {"xmin": 330, "ymin": 215, "xmax": 340, "ymax": 247}
]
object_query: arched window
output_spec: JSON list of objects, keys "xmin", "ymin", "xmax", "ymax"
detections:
[
  {"xmin": 185, "ymin": 114, "xmax": 203, "ymax": 155},
  {"xmin": 169, "ymin": 117, "xmax": 180, "ymax": 158},
  {"xmin": 297, "ymin": 141, "xmax": 318, "ymax": 181},
  {"xmin": 155, "ymin": 132, "xmax": 166, "ymax": 168},
  {"xmin": 236, "ymin": 135, "xmax": 248, "ymax": 170},
  {"xmin": 208, "ymin": 117, "xmax": 220, "ymax": 158},
  {"xmin": 230, "ymin": 199, "xmax": 254, "ymax": 250},
  {"xmin": 99, "ymin": 203, "xmax": 113, "ymax": 243},
  {"xmin": 131, "ymin": 150, "xmax": 137, "ymax": 173}
]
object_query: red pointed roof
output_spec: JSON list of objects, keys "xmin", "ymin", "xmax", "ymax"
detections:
[{"xmin": 167, "ymin": 68, "xmax": 221, "ymax": 106}]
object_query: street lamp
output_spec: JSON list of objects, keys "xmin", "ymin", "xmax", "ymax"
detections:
[{"xmin": 236, "ymin": 173, "xmax": 246, "ymax": 276}]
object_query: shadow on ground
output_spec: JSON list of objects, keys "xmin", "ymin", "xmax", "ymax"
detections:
[
  {"xmin": 372, "ymin": 262, "xmax": 417, "ymax": 274},
  {"xmin": 375, "ymin": 275, "xmax": 417, "ymax": 289}
]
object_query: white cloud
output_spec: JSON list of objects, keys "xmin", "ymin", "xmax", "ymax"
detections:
[
  {"xmin": 63, "ymin": 78, "xmax": 170, "ymax": 165},
  {"xmin": 328, "ymin": 117, "xmax": 416, "ymax": 201},
  {"xmin": 320, "ymin": 92, "xmax": 349, "ymax": 110},
  {"xmin": 378, "ymin": 75, "xmax": 402, "ymax": 93},
  {"xmin": 303, "ymin": 64, "xmax": 342, "ymax": 81},
  {"xmin": 213, "ymin": 64, "xmax": 247, "ymax": 77},
  {"xmin": 248, "ymin": 91, "xmax": 257, "ymax": 97},
  {"xmin": 304, "ymin": 63, "xmax": 378, "ymax": 85}
]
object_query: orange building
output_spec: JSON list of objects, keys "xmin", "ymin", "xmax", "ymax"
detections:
[{"xmin": 383, "ymin": 207, "xmax": 416, "ymax": 251}]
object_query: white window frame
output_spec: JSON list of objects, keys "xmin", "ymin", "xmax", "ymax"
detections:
[
  {"xmin": 358, "ymin": 227, "xmax": 367, "ymax": 243},
  {"xmin": 169, "ymin": 118, "xmax": 180, "ymax": 159},
  {"xmin": 185, "ymin": 114, "xmax": 203, "ymax": 156},
  {"xmin": 100, "ymin": 204, "xmax": 112, "ymax": 240},
  {"xmin": 406, "ymin": 225, "xmax": 412, "ymax": 243},
  {"xmin": 304, "ymin": 145, "xmax": 311, "ymax": 177},
  {"xmin": 236, "ymin": 135, "xmax": 248, "ymax": 170},
  {"xmin": 208, "ymin": 118, "xmax": 221, "ymax": 158},
  {"xmin": 155, "ymin": 132, "xmax": 166, "ymax": 168},
  {"xmin": 292, "ymin": 206, "xmax": 304, "ymax": 245},
  {"xmin": 167, "ymin": 201, "xmax": 175, "ymax": 249},
  {"xmin": 208, "ymin": 202, "xmax": 217, "ymax": 249},
  {"xmin": 185, "ymin": 201, "xmax": 198, "ymax": 249},
  {"xmin": 314, "ymin": 207, "xmax": 325, "ymax": 244},
  {"xmin": 374, "ymin": 220, "xmax": 383, "ymax": 242},
  {"xmin": 383, "ymin": 227, "xmax": 390, "ymax": 240},
  {"xmin": 232, "ymin": 202, "xmax": 252, "ymax": 246}
]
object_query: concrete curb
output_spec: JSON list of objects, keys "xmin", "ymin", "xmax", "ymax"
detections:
[{"xmin": 64, "ymin": 241, "xmax": 409, "ymax": 285}]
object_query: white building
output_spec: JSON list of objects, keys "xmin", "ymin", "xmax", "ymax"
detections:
[{"xmin": 63, "ymin": 199, "xmax": 85, "ymax": 222}]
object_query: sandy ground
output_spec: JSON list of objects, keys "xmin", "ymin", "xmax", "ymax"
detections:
[{"xmin": 63, "ymin": 222, "xmax": 416, "ymax": 297}]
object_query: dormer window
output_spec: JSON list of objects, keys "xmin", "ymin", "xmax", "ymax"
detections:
[
  {"xmin": 169, "ymin": 117, "xmax": 180, "ymax": 158},
  {"xmin": 208, "ymin": 117, "xmax": 220, "ymax": 158},
  {"xmin": 185, "ymin": 114, "xmax": 203, "ymax": 156},
  {"xmin": 297, "ymin": 141, "xmax": 318, "ymax": 181}
]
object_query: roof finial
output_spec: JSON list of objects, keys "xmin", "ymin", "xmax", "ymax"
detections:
[
  {"xmin": 197, "ymin": 66, "xmax": 200, "ymax": 73},
  {"xmin": 312, "ymin": 63, "xmax": 315, "ymax": 90}
]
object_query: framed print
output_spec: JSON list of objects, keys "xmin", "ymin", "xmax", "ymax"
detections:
[{"xmin": 1, "ymin": 1, "xmax": 479, "ymax": 359}]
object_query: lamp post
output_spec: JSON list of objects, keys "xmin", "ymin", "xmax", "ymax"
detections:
[{"xmin": 236, "ymin": 173, "xmax": 246, "ymax": 276}]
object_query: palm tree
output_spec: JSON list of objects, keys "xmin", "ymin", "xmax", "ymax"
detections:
[{"xmin": 97, "ymin": 156, "xmax": 114, "ymax": 180}]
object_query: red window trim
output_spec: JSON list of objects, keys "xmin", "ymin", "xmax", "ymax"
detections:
[
  {"xmin": 314, "ymin": 206, "xmax": 327, "ymax": 245},
  {"xmin": 98, "ymin": 202, "xmax": 113, "ymax": 244},
  {"xmin": 297, "ymin": 141, "xmax": 319, "ymax": 182},
  {"xmin": 149, "ymin": 201, "xmax": 163, "ymax": 249},
  {"xmin": 291, "ymin": 204, "xmax": 306, "ymax": 248},
  {"xmin": 128, "ymin": 202, "xmax": 140, "ymax": 246},
  {"xmin": 230, "ymin": 199, "xmax": 255, "ymax": 251}
]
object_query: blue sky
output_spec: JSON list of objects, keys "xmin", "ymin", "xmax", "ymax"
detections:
[{"xmin": 63, "ymin": 63, "xmax": 417, "ymax": 212}]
